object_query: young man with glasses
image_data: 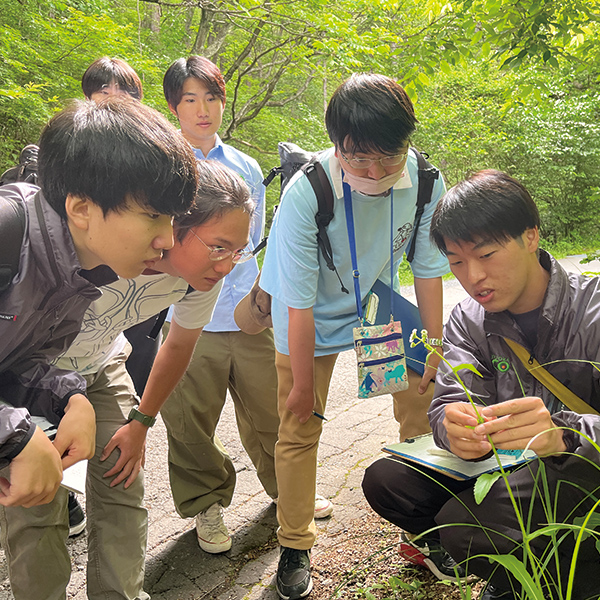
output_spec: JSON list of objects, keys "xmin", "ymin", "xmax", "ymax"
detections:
[
  {"xmin": 259, "ymin": 73, "xmax": 449, "ymax": 599},
  {"xmin": 53, "ymin": 160, "xmax": 252, "ymax": 599}
]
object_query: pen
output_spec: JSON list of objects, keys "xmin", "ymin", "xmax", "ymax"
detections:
[{"xmin": 312, "ymin": 411, "xmax": 328, "ymax": 421}]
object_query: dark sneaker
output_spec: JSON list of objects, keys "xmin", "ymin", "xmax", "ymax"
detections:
[
  {"xmin": 480, "ymin": 583, "xmax": 516, "ymax": 600},
  {"xmin": 68, "ymin": 492, "xmax": 86, "ymax": 537},
  {"xmin": 398, "ymin": 531, "xmax": 472, "ymax": 582},
  {"xmin": 276, "ymin": 547, "xmax": 313, "ymax": 599}
]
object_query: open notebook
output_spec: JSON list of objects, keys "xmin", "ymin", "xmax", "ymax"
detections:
[{"xmin": 383, "ymin": 433, "xmax": 536, "ymax": 481}]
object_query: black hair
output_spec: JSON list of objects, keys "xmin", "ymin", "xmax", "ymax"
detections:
[
  {"xmin": 38, "ymin": 97, "xmax": 198, "ymax": 219},
  {"xmin": 325, "ymin": 73, "xmax": 417, "ymax": 155},
  {"xmin": 430, "ymin": 170, "xmax": 541, "ymax": 255},
  {"xmin": 82, "ymin": 57, "xmax": 143, "ymax": 100},
  {"xmin": 163, "ymin": 56, "xmax": 226, "ymax": 110},
  {"xmin": 174, "ymin": 160, "xmax": 254, "ymax": 243}
]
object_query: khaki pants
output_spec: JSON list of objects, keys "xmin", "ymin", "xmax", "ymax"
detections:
[
  {"xmin": 392, "ymin": 369, "xmax": 434, "ymax": 442},
  {"xmin": 274, "ymin": 353, "xmax": 434, "ymax": 549},
  {"xmin": 161, "ymin": 328, "xmax": 279, "ymax": 517},
  {"xmin": 274, "ymin": 352, "xmax": 338, "ymax": 550},
  {"xmin": 0, "ymin": 349, "xmax": 149, "ymax": 600}
]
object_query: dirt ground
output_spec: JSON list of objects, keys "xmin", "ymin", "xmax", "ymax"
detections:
[{"xmin": 308, "ymin": 507, "xmax": 485, "ymax": 600}]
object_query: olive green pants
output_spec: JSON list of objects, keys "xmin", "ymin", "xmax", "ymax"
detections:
[
  {"xmin": 161, "ymin": 328, "xmax": 279, "ymax": 517},
  {"xmin": 0, "ymin": 348, "xmax": 148, "ymax": 600}
]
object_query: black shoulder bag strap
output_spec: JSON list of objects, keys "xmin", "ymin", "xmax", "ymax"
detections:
[
  {"xmin": 406, "ymin": 149, "xmax": 440, "ymax": 264},
  {"xmin": 0, "ymin": 197, "xmax": 26, "ymax": 292},
  {"xmin": 303, "ymin": 159, "xmax": 349, "ymax": 294}
]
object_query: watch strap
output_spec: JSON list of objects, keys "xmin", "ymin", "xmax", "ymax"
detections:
[{"xmin": 128, "ymin": 407, "xmax": 156, "ymax": 428}]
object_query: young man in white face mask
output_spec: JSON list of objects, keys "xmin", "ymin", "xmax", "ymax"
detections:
[{"xmin": 259, "ymin": 73, "xmax": 449, "ymax": 599}]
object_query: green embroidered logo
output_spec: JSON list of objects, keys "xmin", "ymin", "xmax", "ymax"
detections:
[{"xmin": 492, "ymin": 354, "xmax": 511, "ymax": 372}]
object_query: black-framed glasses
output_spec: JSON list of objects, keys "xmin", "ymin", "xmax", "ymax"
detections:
[
  {"xmin": 190, "ymin": 230, "xmax": 253, "ymax": 264},
  {"xmin": 339, "ymin": 150, "xmax": 409, "ymax": 169}
]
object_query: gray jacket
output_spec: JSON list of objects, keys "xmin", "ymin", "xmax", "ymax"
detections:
[
  {"xmin": 0, "ymin": 183, "xmax": 116, "ymax": 466},
  {"xmin": 430, "ymin": 250, "xmax": 600, "ymax": 465}
]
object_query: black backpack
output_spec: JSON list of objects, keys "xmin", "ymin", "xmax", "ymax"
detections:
[
  {"xmin": 260, "ymin": 142, "xmax": 440, "ymax": 293},
  {"xmin": 0, "ymin": 145, "xmax": 37, "ymax": 292}
]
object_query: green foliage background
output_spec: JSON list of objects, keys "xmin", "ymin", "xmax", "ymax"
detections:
[{"xmin": 1, "ymin": 0, "xmax": 599, "ymax": 252}]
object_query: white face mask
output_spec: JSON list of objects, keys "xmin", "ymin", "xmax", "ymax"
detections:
[{"xmin": 342, "ymin": 169, "xmax": 404, "ymax": 196}]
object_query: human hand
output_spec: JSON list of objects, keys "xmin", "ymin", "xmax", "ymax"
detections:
[
  {"xmin": 286, "ymin": 385, "xmax": 315, "ymax": 424},
  {"xmin": 53, "ymin": 394, "xmax": 96, "ymax": 469},
  {"xmin": 0, "ymin": 426, "xmax": 63, "ymax": 507},
  {"xmin": 443, "ymin": 402, "xmax": 492, "ymax": 460},
  {"xmin": 474, "ymin": 397, "xmax": 566, "ymax": 457},
  {"xmin": 100, "ymin": 420, "xmax": 147, "ymax": 488}
]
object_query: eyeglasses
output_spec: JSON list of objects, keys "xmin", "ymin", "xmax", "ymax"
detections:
[
  {"xmin": 339, "ymin": 150, "xmax": 409, "ymax": 170},
  {"xmin": 190, "ymin": 230, "xmax": 254, "ymax": 264}
]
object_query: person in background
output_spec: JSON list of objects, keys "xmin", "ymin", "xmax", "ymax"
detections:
[{"xmin": 161, "ymin": 55, "xmax": 333, "ymax": 555}]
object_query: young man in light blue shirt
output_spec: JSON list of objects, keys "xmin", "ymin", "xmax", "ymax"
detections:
[{"xmin": 260, "ymin": 73, "xmax": 449, "ymax": 599}]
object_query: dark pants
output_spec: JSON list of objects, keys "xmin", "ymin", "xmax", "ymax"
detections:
[{"xmin": 362, "ymin": 455, "xmax": 600, "ymax": 600}]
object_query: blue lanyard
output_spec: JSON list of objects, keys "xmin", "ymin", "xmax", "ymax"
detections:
[{"xmin": 342, "ymin": 178, "xmax": 395, "ymax": 324}]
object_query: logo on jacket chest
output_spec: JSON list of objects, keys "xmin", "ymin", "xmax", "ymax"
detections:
[{"xmin": 492, "ymin": 354, "xmax": 511, "ymax": 372}]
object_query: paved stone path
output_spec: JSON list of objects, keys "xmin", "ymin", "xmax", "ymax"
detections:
[{"xmin": 0, "ymin": 254, "xmax": 597, "ymax": 599}]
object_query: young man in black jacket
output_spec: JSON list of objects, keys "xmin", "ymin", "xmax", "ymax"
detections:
[{"xmin": 0, "ymin": 96, "xmax": 197, "ymax": 600}]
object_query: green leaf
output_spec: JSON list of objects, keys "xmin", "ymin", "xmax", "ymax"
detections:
[
  {"xmin": 488, "ymin": 555, "xmax": 545, "ymax": 600},
  {"xmin": 474, "ymin": 471, "xmax": 503, "ymax": 504},
  {"xmin": 454, "ymin": 362, "xmax": 484, "ymax": 378}
]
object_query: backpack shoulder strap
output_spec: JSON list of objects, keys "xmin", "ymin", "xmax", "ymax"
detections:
[
  {"xmin": 406, "ymin": 149, "xmax": 440, "ymax": 263},
  {"xmin": 0, "ymin": 195, "xmax": 26, "ymax": 292},
  {"xmin": 303, "ymin": 159, "xmax": 348, "ymax": 294}
]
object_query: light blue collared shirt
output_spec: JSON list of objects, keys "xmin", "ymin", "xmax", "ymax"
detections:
[{"xmin": 194, "ymin": 136, "xmax": 266, "ymax": 332}]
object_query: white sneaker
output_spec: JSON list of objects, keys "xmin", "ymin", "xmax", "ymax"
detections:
[
  {"xmin": 195, "ymin": 503, "xmax": 232, "ymax": 553},
  {"xmin": 314, "ymin": 494, "xmax": 333, "ymax": 519},
  {"xmin": 273, "ymin": 494, "xmax": 334, "ymax": 519}
]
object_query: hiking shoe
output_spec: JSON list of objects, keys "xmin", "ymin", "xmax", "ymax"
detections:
[
  {"xmin": 398, "ymin": 531, "xmax": 471, "ymax": 582},
  {"xmin": 480, "ymin": 583, "xmax": 516, "ymax": 600},
  {"xmin": 68, "ymin": 492, "xmax": 86, "ymax": 537},
  {"xmin": 314, "ymin": 494, "xmax": 333, "ymax": 519},
  {"xmin": 273, "ymin": 495, "xmax": 334, "ymax": 520},
  {"xmin": 276, "ymin": 547, "xmax": 313, "ymax": 599},
  {"xmin": 195, "ymin": 503, "xmax": 231, "ymax": 553}
]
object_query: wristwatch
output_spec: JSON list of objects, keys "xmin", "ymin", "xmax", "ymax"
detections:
[
  {"xmin": 427, "ymin": 337, "xmax": 443, "ymax": 348},
  {"xmin": 128, "ymin": 407, "xmax": 156, "ymax": 428}
]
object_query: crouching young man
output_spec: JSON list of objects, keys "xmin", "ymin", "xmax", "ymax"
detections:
[
  {"xmin": 0, "ymin": 97, "xmax": 197, "ymax": 600},
  {"xmin": 362, "ymin": 170, "xmax": 600, "ymax": 600}
]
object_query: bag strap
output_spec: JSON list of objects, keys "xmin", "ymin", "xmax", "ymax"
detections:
[
  {"xmin": 503, "ymin": 337, "xmax": 599, "ymax": 416},
  {"xmin": 304, "ymin": 159, "xmax": 348, "ymax": 294},
  {"xmin": 406, "ymin": 150, "xmax": 439, "ymax": 264},
  {"xmin": 0, "ymin": 196, "xmax": 26, "ymax": 292}
]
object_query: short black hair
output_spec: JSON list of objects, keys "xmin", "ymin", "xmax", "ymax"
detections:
[
  {"xmin": 38, "ymin": 97, "xmax": 198, "ymax": 219},
  {"xmin": 163, "ymin": 56, "xmax": 226, "ymax": 110},
  {"xmin": 431, "ymin": 170, "xmax": 541, "ymax": 255},
  {"xmin": 325, "ymin": 73, "xmax": 417, "ymax": 155},
  {"xmin": 82, "ymin": 57, "xmax": 143, "ymax": 100},
  {"xmin": 174, "ymin": 160, "xmax": 254, "ymax": 243}
]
